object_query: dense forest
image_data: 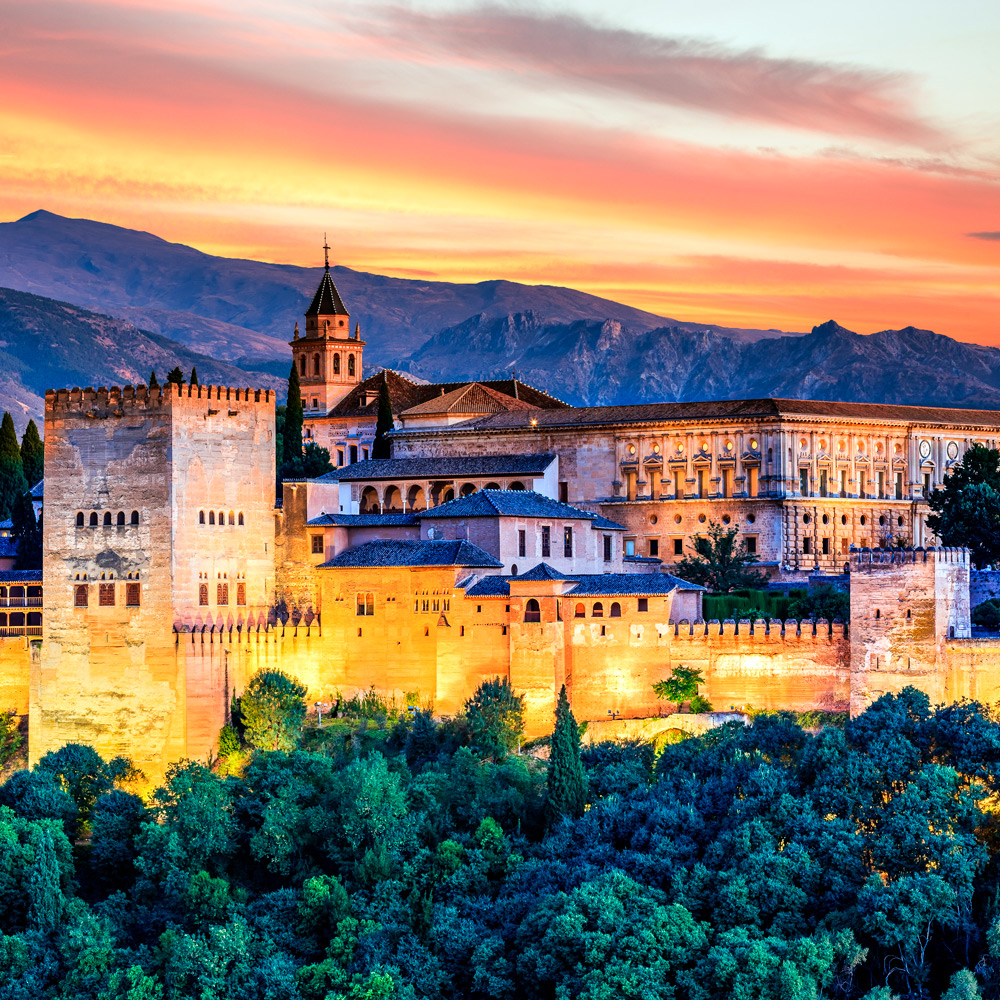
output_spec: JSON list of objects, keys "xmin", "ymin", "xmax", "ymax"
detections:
[{"xmin": 1, "ymin": 682, "xmax": 999, "ymax": 1000}]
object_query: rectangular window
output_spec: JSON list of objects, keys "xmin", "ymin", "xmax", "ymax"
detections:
[
  {"xmin": 923, "ymin": 472, "xmax": 931, "ymax": 495},
  {"xmin": 840, "ymin": 470, "xmax": 848, "ymax": 497},
  {"xmin": 637, "ymin": 598, "xmax": 648, "ymax": 612},
  {"xmin": 349, "ymin": 445, "xmax": 358, "ymax": 463},
  {"xmin": 895, "ymin": 472, "xmax": 904, "ymax": 500},
  {"xmin": 563, "ymin": 527, "xmax": 573, "ymax": 558},
  {"xmin": 74, "ymin": 584, "xmax": 88, "ymax": 608},
  {"xmin": 748, "ymin": 466, "xmax": 759, "ymax": 497},
  {"xmin": 311, "ymin": 535, "xmax": 324, "ymax": 554},
  {"xmin": 236, "ymin": 582, "xmax": 246, "ymax": 607},
  {"xmin": 217, "ymin": 583, "xmax": 229, "ymax": 606},
  {"xmin": 357, "ymin": 592, "xmax": 375, "ymax": 616},
  {"xmin": 822, "ymin": 537, "xmax": 830, "ymax": 555},
  {"xmin": 99, "ymin": 583, "xmax": 115, "ymax": 607},
  {"xmin": 721, "ymin": 469, "xmax": 730, "ymax": 498},
  {"xmin": 603, "ymin": 535, "xmax": 612, "ymax": 562},
  {"xmin": 541, "ymin": 526, "xmax": 551, "ymax": 558},
  {"xmin": 312, "ymin": 397, "xmax": 318, "ymax": 409},
  {"xmin": 859, "ymin": 471, "xmax": 867, "ymax": 497},
  {"xmin": 363, "ymin": 448, "xmax": 370, "ymax": 461},
  {"xmin": 803, "ymin": 537, "xmax": 811, "ymax": 555},
  {"xmin": 674, "ymin": 538, "xmax": 683, "ymax": 556},
  {"xmin": 125, "ymin": 583, "xmax": 140, "ymax": 607},
  {"xmin": 199, "ymin": 583, "xmax": 209, "ymax": 606},
  {"xmin": 819, "ymin": 469, "xmax": 828, "ymax": 498},
  {"xmin": 649, "ymin": 539, "xmax": 659, "ymax": 558},
  {"xmin": 518, "ymin": 529, "xmax": 526, "ymax": 558},
  {"xmin": 745, "ymin": 536, "xmax": 757, "ymax": 555},
  {"xmin": 337, "ymin": 449, "xmax": 344, "ymax": 466},
  {"xmin": 841, "ymin": 538, "xmax": 850, "ymax": 554},
  {"xmin": 878, "ymin": 471, "xmax": 885, "ymax": 498},
  {"xmin": 559, "ymin": 481, "xmax": 569, "ymax": 503},
  {"xmin": 799, "ymin": 468, "xmax": 809, "ymax": 495},
  {"xmin": 625, "ymin": 538, "xmax": 635, "ymax": 556},
  {"xmin": 697, "ymin": 469, "xmax": 705, "ymax": 497},
  {"xmin": 673, "ymin": 470, "xmax": 682, "ymax": 497}
]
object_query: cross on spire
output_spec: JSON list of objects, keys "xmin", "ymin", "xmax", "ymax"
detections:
[{"xmin": 323, "ymin": 234, "xmax": 330, "ymax": 271}]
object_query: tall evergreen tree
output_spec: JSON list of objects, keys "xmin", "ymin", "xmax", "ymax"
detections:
[
  {"xmin": 19, "ymin": 419, "xmax": 43, "ymax": 487},
  {"xmin": 190, "ymin": 366, "xmax": 199, "ymax": 385},
  {"xmin": 0, "ymin": 411, "xmax": 27, "ymax": 521},
  {"xmin": 372, "ymin": 372, "xmax": 394, "ymax": 460},
  {"xmin": 11, "ymin": 492, "xmax": 41, "ymax": 570},
  {"xmin": 148, "ymin": 370, "xmax": 159, "ymax": 390},
  {"xmin": 546, "ymin": 684, "xmax": 586, "ymax": 825},
  {"xmin": 165, "ymin": 366, "xmax": 185, "ymax": 386},
  {"xmin": 27, "ymin": 827, "xmax": 63, "ymax": 933},
  {"xmin": 282, "ymin": 362, "xmax": 303, "ymax": 469}
]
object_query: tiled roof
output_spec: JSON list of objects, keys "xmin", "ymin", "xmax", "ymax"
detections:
[
  {"xmin": 319, "ymin": 539, "xmax": 502, "ymax": 569},
  {"xmin": 307, "ymin": 513, "xmax": 419, "ymax": 527},
  {"xmin": 314, "ymin": 455, "xmax": 556, "ymax": 483},
  {"xmin": 511, "ymin": 563, "xmax": 576, "ymax": 581},
  {"xmin": 0, "ymin": 568, "xmax": 38, "ymax": 582},
  {"xmin": 401, "ymin": 382, "xmax": 541, "ymax": 418},
  {"xmin": 568, "ymin": 573, "xmax": 706, "ymax": 595},
  {"xmin": 322, "ymin": 369, "xmax": 567, "ymax": 420},
  {"xmin": 463, "ymin": 575, "xmax": 511, "ymax": 597},
  {"xmin": 305, "ymin": 268, "xmax": 349, "ymax": 317},
  {"xmin": 624, "ymin": 554, "xmax": 663, "ymax": 563},
  {"xmin": 0, "ymin": 519, "xmax": 11, "ymax": 531},
  {"xmin": 0, "ymin": 539, "xmax": 19, "ymax": 558},
  {"xmin": 420, "ymin": 489, "xmax": 605, "ymax": 522},
  {"xmin": 399, "ymin": 396, "xmax": 1000, "ymax": 433},
  {"xmin": 28, "ymin": 480, "xmax": 42, "ymax": 499},
  {"xmin": 591, "ymin": 515, "xmax": 626, "ymax": 531}
]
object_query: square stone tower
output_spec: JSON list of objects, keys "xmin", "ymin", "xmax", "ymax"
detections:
[{"xmin": 32, "ymin": 382, "xmax": 276, "ymax": 776}]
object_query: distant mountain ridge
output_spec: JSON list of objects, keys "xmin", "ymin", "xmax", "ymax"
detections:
[{"xmin": 1, "ymin": 210, "xmax": 998, "ymax": 423}]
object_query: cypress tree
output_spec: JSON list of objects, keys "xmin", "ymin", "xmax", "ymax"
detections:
[
  {"xmin": 166, "ymin": 366, "xmax": 185, "ymax": 386},
  {"xmin": 27, "ymin": 827, "xmax": 64, "ymax": 933},
  {"xmin": 372, "ymin": 372, "xmax": 394, "ymax": 460},
  {"xmin": 12, "ymin": 492, "xmax": 41, "ymax": 570},
  {"xmin": 545, "ymin": 684, "xmax": 587, "ymax": 825},
  {"xmin": 190, "ymin": 366, "xmax": 199, "ymax": 385},
  {"xmin": 283, "ymin": 362, "xmax": 303, "ymax": 469},
  {"xmin": 0, "ymin": 412, "xmax": 27, "ymax": 522},
  {"xmin": 19, "ymin": 418, "xmax": 43, "ymax": 487},
  {"xmin": 148, "ymin": 370, "xmax": 159, "ymax": 390}
]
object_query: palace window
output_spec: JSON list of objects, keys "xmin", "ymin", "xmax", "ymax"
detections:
[
  {"xmin": 236, "ymin": 583, "xmax": 246, "ymax": 607},
  {"xmin": 625, "ymin": 538, "xmax": 635, "ymax": 557},
  {"xmin": 311, "ymin": 535, "xmax": 323, "ymax": 554},
  {"xmin": 524, "ymin": 599, "xmax": 541, "ymax": 623},
  {"xmin": 840, "ymin": 470, "xmax": 848, "ymax": 497},
  {"xmin": 74, "ymin": 585, "xmax": 88, "ymax": 608},
  {"xmin": 103, "ymin": 512, "xmax": 112, "ymax": 526},
  {"xmin": 748, "ymin": 466, "xmax": 759, "ymax": 497},
  {"xmin": 125, "ymin": 583, "xmax": 141, "ymax": 607},
  {"xmin": 803, "ymin": 537, "xmax": 811, "ymax": 555},
  {"xmin": 541, "ymin": 525, "xmax": 551, "ymax": 558},
  {"xmin": 199, "ymin": 583, "xmax": 209, "ymax": 606},
  {"xmin": 592, "ymin": 602, "xmax": 604, "ymax": 618},
  {"xmin": 819, "ymin": 470, "xmax": 828, "ymax": 498},
  {"xmin": 76, "ymin": 512, "xmax": 84, "ymax": 527},
  {"xmin": 199, "ymin": 510, "xmax": 206, "ymax": 524},
  {"xmin": 610, "ymin": 602, "xmax": 622, "ymax": 618},
  {"xmin": 218, "ymin": 511, "xmax": 225, "ymax": 526},
  {"xmin": 638, "ymin": 598, "xmax": 648, "ymax": 612},
  {"xmin": 649, "ymin": 539, "xmax": 659, "ymax": 558},
  {"xmin": 923, "ymin": 473, "xmax": 931, "ymax": 494},
  {"xmin": 116, "ymin": 511, "xmax": 125, "ymax": 526},
  {"xmin": 238, "ymin": 512, "xmax": 244, "ymax": 526},
  {"xmin": 357, "ymin": 592, "xmax": 375, "ymax": 616},
  {"xmin": 518, "ymin": 529, "xmax": 526, "ymax": 558},
  {"xmin": 131, "ymin": 510, "xmax": 139, "ymax": 525},
  {"xmin": 822, "ymin": 538, "xmax": 830, "ymax": 555},
  {"xmin": 604, "ymin": 535, "xmax": 612, "ymax": 562},
  {"xmin": 745, "ymin": 536, "xmax": 757, "ymax": 555},
  {"xmin": 674, "ymin": 538, "xmax": 683, "ymax": 556},
  {"xmin": 209, "ymin": 511, "xmax": 215, "ymax": 525},
  {"xmin": 799, "ymin": 469, "xmax": 809, "ymax": 495},
  {"xmin": 217, "ymin": 583, "xmax": 229, "ymax": 606},
  {"xmin": 99, "ymin": 583, "xmax": 115, "ymax": 606},
  {"xmin": 575, "ymin": 602, "xmax": 585, "ymax": 618},
  {"xmin": 697, "ymin": 469, "xmax": 706, "ymax": 497},
  {"xmin": 563, "ymin": 527, "xmax": 573, "ymax": 558},
  {"xmin": 878, "ymin": 471, "xmax": 885, "ymax": 498},
  {"xmin": 895, "ymin": 472, "xmax": 904, "ymax": 500},
  {"xmin": 721, "ymin": 469, "xmax": 731, "ymax": 498}
]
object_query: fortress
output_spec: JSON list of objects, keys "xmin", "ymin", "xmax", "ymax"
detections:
[{"xmin": 4, "ymin": 258, "xmax": 1000, "ymax": 781}]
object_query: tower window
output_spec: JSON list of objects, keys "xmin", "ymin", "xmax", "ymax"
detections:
[
  {"xmin": 199, "ymin": 583, "xmax": 209, "ymax": 606},
  {"xmin": 218, "ymin": 511, "xmax": 225, "ymax": 526},
  {"xmin": 103, "ymin": 512, "xmax": 112, "ymax": 526},
  {"xmin": 356, "ymin": 592, "xmax": 375, "ymax": 616},
  {"xmin": 99, "ymin": 583, "xmax": 115, "ymax": 606},
  {"xmin": 604, "ymin": 535, "xmax": 612, "ymax": 562},
  {"xmin": 313, "ymin": 353, "xmax": 320, "ymax": 375},
  {"xmin": 238, "ymin": 512, "xmax": 244, "ymax": 526},
  {"xmin": 348, "ymin": 355, "xmax": 355, "ymax": 376},
  {"xmin": 333, "ymin": 354, "xmax": 341, "ymax": 375},
  {"xmin": 236, "ymin": 582, "xmax": 246, "ymax": 607},
  {"xmin": 131, "ymin": 510, "xmax": 139, "ymax": 525},
  {"xmin": 74, "ymin": 585, "xmax": 88, "ymax": 607},
  {"xmin": 209, "ymin": 511, "xmax": 215, "ymax": 525},
  {"xmin": 228, "ymin": 511, "xmax": 235, "ymax": 525},
  {"xmin": 312, "ymin": 535, "xmax": 323, "ymax": 554},
  {"xmin": 89, "ymin": 512, "xmax": 98, "ymax": 527},
  {"xmin": 117, "ymin": 511, "xmax": 125, "ymax": 526},
  {"xmin": 217, "ymin": 583, "xmax": 229, "ymax": 606},
  {"xmin": 541, "ymin": 525, "xmax": 550, "ymax": 557},
  {"xmin": 610, "ymin": 602, "xmax": 622, "ymax": 618},
  {"xmin": 524, "ymin": 598, "xmax": 541, "ymax": 623},
  {"xmin": 563, "ymin": 526, "xmax": 573, "ymax": 558},
  {"xmin": 575, "ymin": 603, "xmax": 585, "ymax": 617},
  {"xmin": 518, "ymin": 529, "xmax": 526, "ymax": 558},
  {"xmin": 592, "ymin": 602, "xmax": 603, "ymax": 618},
  {"xmin": 125, "ymin": 583, "xmax": 141, "ymax": 607},
  {"xmin": 299, "ymin": 356, "xmax": 306, "ymax": 375},
  {"xmin": 76, "ymin": 512, "xmax": 84, "ymax": 527}
]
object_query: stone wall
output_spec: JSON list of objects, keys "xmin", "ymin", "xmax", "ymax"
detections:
[
  {"xmin": 0, "ymin": 639, "xmax": 32, "ymax": 715},
  {"xmin": 970, "ymin": 570, "xmax": 1000, "ymax": 608},
  {"xmin": 274, "ymin": 482, "xmax": 318, "ymax": 617}
]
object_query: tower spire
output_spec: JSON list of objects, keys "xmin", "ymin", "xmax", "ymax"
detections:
[{"xmin": 323, "ymin": 233, "xmax": 330, "ymax": 271}]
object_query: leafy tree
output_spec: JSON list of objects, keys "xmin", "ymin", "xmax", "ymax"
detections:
[
  {"xmin": 372, "ymin": 373, "xmax": 394, "ymax": 460},
  {"xmin": 653, "ymin": 665, "xmax": 706, "ymax": 709},
  {"xmin": 465, "ymin": 678, "xmax": 525, "ymax": 760},
  {"xmin": 90, "ymin": 789, "xmax": 146, "ymax": 881},
  {"xmin": 218, "ymin": 725, "xmax": 240, "ymax": 758},
  {"xmin": 148, "ymin": 370, "xmax": 159, "ymax": 390},
  {"xmin": 546, "ymin": 685, "xmax": 586, "ymax": 824},
  {"xmin": 37, "ymin": 743, "xmax": 115, "ymax": 822},
  {"xmin": 165, "ymin": 367, "xmax": 184, "ymax": 386},
  {"xmin": 280, "ymin": 443, "xmax": 334, "ymax": 482},
  {"xmin": 0, "ymin": 709, "xmax": 22, "ymax": 768},
  {"xmin": 972, "ymin": 599, "xmax": 1000, "ymax": 630},
  {"xmin": 0, "ymin": 768, "xmax": 77, "ymax": 826},
  {"xmin": 11, "ymin": 491, "xmax": 41, "ymax": 570},
  {"xmin": 0, "ymin": 411, "xmax": 27, "ymax": 521},
  {"xmin": 283, "ymin": 363, "xmax": 303, "ymax": 469},
  {"xmin": 19, "ymin": 419, "xmax": 42, "ymax": 488},
  {"xmin": 927, "ymin": 443, "xmax": 1000, "ymax": 567},
  {"xmin": 674, "ymin": 520, "xmax": 768, "ymax": 592},
  {"xmin": 787, "ymin": 584, "xmax": 850, "ymax": 621},
  {"xmin": 189, "ymin": 366, "xmax": 199, "ymax": 386},
  {"xmin": 27, "ymin": 826, "xmax": 64, "ymax": 933},
  {"xmin": 240, "ymin": 670, "xmax": 308, "ymax": 752}
]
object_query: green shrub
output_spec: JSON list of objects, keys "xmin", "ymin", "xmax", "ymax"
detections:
[
  {"xmin": 689, "ymin": 694, "xmax": 714, "ymax": 714},
  {"xmin": 972, "ymin": 599, "xmax": 1000, "ymax": 630},
  {"xmin": 218, "ymin": 725, "xmax": 240, "ymax": 758}
]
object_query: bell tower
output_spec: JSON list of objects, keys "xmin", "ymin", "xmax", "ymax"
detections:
[{"xmin": 291, "ymin": 237, "xmax": 365, "ymax": 414}]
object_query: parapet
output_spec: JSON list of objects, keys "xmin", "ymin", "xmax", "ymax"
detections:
[
  {"xmin": 667, "ymin": 618, "xmax": 848, "ymax": 639},
  {"xmin": 45, "ymin": 383, "xmax": 274, "ymax": 417},
  {"xmin": 849, "ymin": 546, "xmax": 969, "ymax": 572}
]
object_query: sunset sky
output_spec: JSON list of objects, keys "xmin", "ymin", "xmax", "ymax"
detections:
[{"xmin": 1, "ymin": 0, "xmax": 998, "ymax": 341}]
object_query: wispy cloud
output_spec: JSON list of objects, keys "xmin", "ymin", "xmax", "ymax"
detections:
[
  {"xmin": 377, "ymin": 4, "xmax": 942, "ymax": 145},
  {"xmin": 968, "ymin": 231, "xmax": 1000, "ymax": 240}
]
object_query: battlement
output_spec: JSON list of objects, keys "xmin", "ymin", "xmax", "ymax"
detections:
[
  {"xmin": 45, "ymin": 383, "xmax": 274, "ymax": 416},
  {"xmin": 668, "ymin": 618, "xmax": 848, "ymax": 639},
  {"xmin": 849, "ymin": 546, "xmax": 969, "ymax": 571}
]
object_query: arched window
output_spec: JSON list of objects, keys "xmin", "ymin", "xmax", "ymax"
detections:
[
  {"xmin": 199, "ymin": 510, "xmax": 205, "ymax": 524},
  {"xmin": 524, "ymin": 598, "xmax": 541, "ymax": 623},
  {"xmin": 333, "ymin": 354, "xmax": 341, "ymax": 375},
  {"xmin": 575, "ymin": 602, "xmax": 585, "ymax": 618},
  {"xmin": 89, "ymin": 512, "xmax": 98, "ymax": 527},
  {"xmin": 209, "ymin": 511, "xmax": 215, "ymax": 525},
  {"xmin": 228, "ymin": 511, "xmax": 235, "ymax": 525},
  {"xmin": 508, "ymin": 481, "xmax": 526, "ymax": 491},
  {"xmin": 299, "ymin": 355, "xmax": 306, "ymax": 375},
  {"xmin": 218, "ymin": 511, "xmax": 225, "ymax": 525},
  {"xmin": 238, "ymin": 512, "xmax": 244, "ymax": 525},
  {"xmin": 313, "ymin": 353, "xmax": 320, "ymax": 375},
  {"xmin": 610, "ymin": 602, "xmax": 622, "ymax": 618},
  {"xmin": 76, "ymin": 512, "xmax": 84, "ymax": 527},
  {"xmin": 592, "ymin": 602, "xmax": 604, "ymax": 618},
  {"xmin": 348, "ymin": 355, "xmax": 355, "ymax": 376},
  {"xmin": 117, "ymin": 511, "xmax": 125, "ymax": 526},
  {"xmin": 130, "ymin": 510, "xmax": 139, "ymax": 525},
  {"xmin": 460, "ymin": 483, "xmax": 476, "ymax": 496},
  {"xmin": 103, "ymin": 511, "xmax": 112, "ymax": 526}
]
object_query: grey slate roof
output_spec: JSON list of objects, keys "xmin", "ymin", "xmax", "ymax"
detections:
[
  {"xmin": 463, "ymin": 575, "xmax": 512, "ymax": 597},
  {"xmin": 0, "ymin": 519, "xmax": 11, "ymax": 531},
  {"xmin": 624, "ymin": 554, "xmax": 663, "ymax": 564},
  {"xmin": 314, "ymin": 454, "xmax": 556, "ymax": 483},
  {"xmin": 29, "ymin": 480, "xmax": 43, "ymax": 499},
  {"xmin": 307, "ymin": 513, "xmax": 419, "ymax": 527},
  {"xmin": 568, "ymin": 573, "xmax": 705, "ymax": 595},
  {"xmin": 591, "ymin": 515, "xmax": 626, "ymax": 531},
  {"xmin": 420, "ymin": 489, "xmax": 620, "ymax": 526},
  {"xmin": 511, "ymin": 563, "xmax": 576, "ymax": 581},
  {"xmin": 320, "ymin": 539, "xmax": 502, "ymax": 569},
  {"xmin": 305, "ymin": 268, "xmax": 349, "ymax": 317},
  {"xmin": 0, "ymin": 569, "xmax": 40, "ymax": 582},
  {"xmin": 0, "ymin": 539, "xmax": 19, "ymax": 558}
]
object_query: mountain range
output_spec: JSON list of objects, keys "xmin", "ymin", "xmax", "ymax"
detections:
[{"xmin": 1, "ymin": 210, "xmax": 999, "ymax": 426}]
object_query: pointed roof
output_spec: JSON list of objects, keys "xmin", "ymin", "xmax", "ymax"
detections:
[
  {"xmin": 305, "ymin": 268, "xmax": 349, "ymax": 318},
  {"xmin": 401, "ymin": 382, "xmax": 541, "ymax": 419}
]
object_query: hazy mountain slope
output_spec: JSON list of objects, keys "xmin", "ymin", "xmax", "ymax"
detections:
[
  {"xmin": 0, "ymin": 287, "xmax": 284, "ymax": 430},
  {"xmin": 407, "ymin": 315, "xmax": 1000, "ymax": 408},
  {"xmin": 1, "ymin": 210, "xmax": 767, "ymax": 365}
]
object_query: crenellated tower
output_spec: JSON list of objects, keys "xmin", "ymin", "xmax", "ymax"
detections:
[{"xmin": 291, "ymin": 238, "xmax": 365, "ymax": 414}]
